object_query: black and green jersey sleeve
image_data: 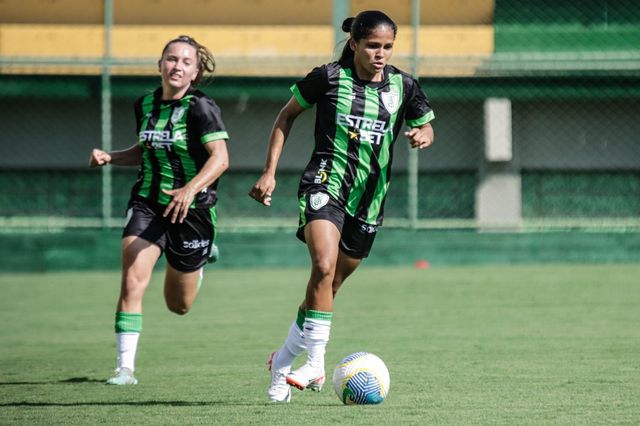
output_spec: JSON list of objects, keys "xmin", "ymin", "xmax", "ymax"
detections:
[
  {"xmin": 130, "ymin": 88, "xmax": 228, "ymax": 209},
  {"xmin": 291, "ymin": 60, "xmax": 434, "ymax": 226},
  {"xmin": 404, "ymin": 77, "xmax": 435, "ymax": 128},
  {"xmin": 189, "ymin": 95, "xmax": 230, "ymax": 144},
  {"xmin": 291, "ymin": 65, "xmax": 329, "ymax": 109}
]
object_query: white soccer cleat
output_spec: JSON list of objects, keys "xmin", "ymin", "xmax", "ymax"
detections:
[
  {"xmin": 267, "ymin": 351, "xmax": 292, "ymax": 403},
  {"xmin": 286, "ymin": 363, "xmax": 325, "ymax": 392},
  {"xmin": 105, "ymin": 367, "xmax": 138, "ymax": 385}
]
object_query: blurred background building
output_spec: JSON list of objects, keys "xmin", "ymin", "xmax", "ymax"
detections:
[{"xmin": 0, "ymin": 0, "xmax": 639, "ymax": 269}]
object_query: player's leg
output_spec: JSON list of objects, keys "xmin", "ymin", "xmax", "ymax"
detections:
[
  {"xmin": 330, "ymin": 213, "xmax": 377, "ymax": 299},
  {"xmin": 270, "ymin": 220, "xmax": 341, "ymax": 399},
  {"xmin": 288, "ymin": 214, "xmax": 376, "ymax": 391},
  {"xmin": 331, "ymin": 249, "xmax": 362, "ymax": 298},
  {"xmin": 117, "ymin": 236, "xmax": 161, "ymax": 312},
  {"xmin": 107, "ymin": 235, "xmax": 161, "ymax": 385},
  {"xmin": 269, "ymin": 192, "xmax": 343, "ymax": 400},
  {"xmin": 267, "ymin": 306, "xmax": 306, "ymax": 402},
  {"xmin": 284, "ymin": 252, "xmax": 360, "ymax": 392},
  {"xmin": 163, "ymin": 206, "xmax": 216, "ymax": 314},
  {"xmin": 281, "ymin": 246, "xmax": 362, "ymax": 391},
  {"xmin": 286, "ymin": 219, "xmax": 340, "ymax": 391},
  {"xmin": 163, "ymin": 265, "xmax": 201, "ymax": 315},
  {"xmin": 304, "ymin": 219, "xmax": 341, "ymax": 311}
]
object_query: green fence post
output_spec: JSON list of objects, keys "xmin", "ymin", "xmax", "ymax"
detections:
[
  {"xmin": 408, "ymin": 0, "xmax": 420, "ymax": 228},
  {"xmin": 333, "ymin": 0, "xmax": 350, "ymax": 49},
  {"xmin": 101, "ymin": 0, "xmax": 113, "ymax": 227}
]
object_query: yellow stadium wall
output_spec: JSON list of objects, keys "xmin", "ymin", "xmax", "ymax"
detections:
[
  {"xmin": 1, "ymin": 0, "xmax": 493, "ymax": 25},
  {"xmin": 0, "ymin": 0, "xmax": 494, "ymax": 76}
]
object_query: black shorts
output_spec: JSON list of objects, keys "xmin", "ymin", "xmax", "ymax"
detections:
[
  {"xmin": 296, "ymin": 191, "xmax": 378, "ymax": 259},
  {"xmin": 123, "ymin": 197, "xmax": 217, "ymax": 272}
]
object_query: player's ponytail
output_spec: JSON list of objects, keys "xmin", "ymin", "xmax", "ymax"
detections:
[
  {"xmin": 338, "ymin": 11, "xmax": 397, "ymax": 64},
  {"xmin": 342, "ymin": 17, "xmax": 355, "ymax": 33},
  {"xmin": 339, "ymin": 17, "xmax": 356, "ymax": 62}
]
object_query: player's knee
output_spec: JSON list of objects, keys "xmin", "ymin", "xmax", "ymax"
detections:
[
  {"xmin": 121, "ymin": 276, "xmax": 148, "ymax": 298},
  {"xmin": 311, "ymin": 259, "xmax": 335, "ymax": 281}
]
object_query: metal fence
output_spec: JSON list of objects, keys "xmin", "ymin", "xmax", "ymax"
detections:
[{"xmin": 0, "ymin": 0, "xmax": 639, "ymax": 231}]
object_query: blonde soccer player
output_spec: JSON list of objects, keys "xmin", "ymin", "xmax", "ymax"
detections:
[{"xmin": 90, "ymin": 35, "xmax": 229, "ymax": 385}]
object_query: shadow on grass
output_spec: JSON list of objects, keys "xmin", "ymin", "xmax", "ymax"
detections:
[
  {"xmin": 1, "ymin": 400, "xmax": 344, "ymax": 407},
  {"xmin": 0, "ymin": 377, "xmax": 341, "ymax": 407},
  {"xmin": 0, "ymin": 401, "xmax": 225, "ymax": 407},
  {"xmin": 0, "ymin": 377, "xmax": 104, "ymax": 385}
]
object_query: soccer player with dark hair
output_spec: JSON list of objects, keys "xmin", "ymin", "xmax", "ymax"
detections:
[
  {"xmin": 249, "ymin": 11, "xmax": 435, "ymax": 402},
  {"xmin": 90, "ymin": 35, "xmax": 229, "ymax": 385}
]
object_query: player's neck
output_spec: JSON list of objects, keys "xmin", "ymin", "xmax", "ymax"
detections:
[
  {"xmin": 353, "ymin": 62, "xmax": 383, "ymax": 83},
  {"xmin": 161, "ymin": 84, "xmax": 191, "ymax": 101}
]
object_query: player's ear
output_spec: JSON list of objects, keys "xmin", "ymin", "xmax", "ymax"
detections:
[{"xmin": 349, "ymin": 38, "xmax": 357, "ymax": 52}]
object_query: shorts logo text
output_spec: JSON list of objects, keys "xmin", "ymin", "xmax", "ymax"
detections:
[
  {"xmin": 314, "ymin": 159, "xmax": 329, "ymax": 184},
  {"xmin": 183, "ymin": 239, "xmax": 210, "ymax": 249},
  {"xmin": 360, "ymin": 224, "xmax": 378, "ymax": 234}
]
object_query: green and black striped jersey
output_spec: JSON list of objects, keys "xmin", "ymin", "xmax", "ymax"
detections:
[
  {"xmin": 130, "ymin": 87, "xmax": 228, "ymax": 208},
  {"xmin": 291, "ymin": 59, "xmax": 434, "ymax": 225}
]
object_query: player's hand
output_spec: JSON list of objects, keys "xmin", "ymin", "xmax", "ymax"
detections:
[
  {"xmin": 249, "ymin": 174, "xmax": 276, "ymax": 206},
  {"xmin": 404, "ymin": 127, "xmax": 434, "ymax": 149},
  {"xmin": 162, "ymin": 185, "xmax": 196, "ymax": 224},
  {"xmin": 89, "ymin": 149, "xmax": 111, "ymax": 167}
]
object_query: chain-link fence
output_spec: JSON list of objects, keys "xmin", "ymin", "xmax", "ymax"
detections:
[{"xmin": 0, "ymin": 0, "xmax": 638, "ymax": 230}]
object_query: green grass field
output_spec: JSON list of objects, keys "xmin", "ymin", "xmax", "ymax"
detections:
[{"xmin": 1, "ymin": 264, "xmax": 639, "ymax": 425}]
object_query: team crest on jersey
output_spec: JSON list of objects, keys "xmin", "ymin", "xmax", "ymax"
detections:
[
  {"xmin": 171, "ymin": 106, "xmax": 186, "ymax": 124},
  {"xmin": 309, "ymin": 192, "xmax": 329, "ymax": 211},
  {"xmin": 381, "ymin": 89, "xmax": 400, "ymax": 114}
]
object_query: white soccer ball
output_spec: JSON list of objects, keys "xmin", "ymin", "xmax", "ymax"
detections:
[{"xmin": 332, "ymin": 352, "xmax": 390, "ymax": 405}]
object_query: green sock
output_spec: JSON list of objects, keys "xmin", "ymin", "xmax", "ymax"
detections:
[
  {"xmin": 115, "ymin": 312, "xmax": 143, "ymax": 333},
  {"xmin": 306, "ymin": 309, "xmax": 333, "ymax": 321}
]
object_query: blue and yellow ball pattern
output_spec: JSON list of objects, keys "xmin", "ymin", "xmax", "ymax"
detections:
[{"xmin": 332, "ymin": 352, "xmax": 390, "ymax": 405}]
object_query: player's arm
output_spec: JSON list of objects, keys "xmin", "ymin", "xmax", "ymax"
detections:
[
  {"xmin": 404, "ymin": 122, "xmax": 434, "ymax": 149},
  {"xmin": 249, "ymin": 96, "xmax": 306, "ymax": 206},
  {"xmin": 89, "ymin": 144, "xmax": 142, "ymax": 167},
  {"xmin": 162, "ymin": 139, "xmax": 229, "ymax": 224}
]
